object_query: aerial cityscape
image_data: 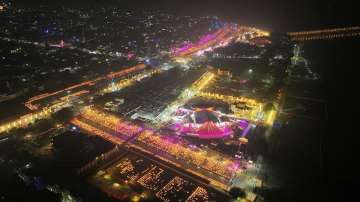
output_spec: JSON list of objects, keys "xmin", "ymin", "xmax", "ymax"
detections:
[{"xmin": 0, "ymin": 0, "xmax": 354, "ymax": 201}]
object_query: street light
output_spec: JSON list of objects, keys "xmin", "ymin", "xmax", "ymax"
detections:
[{"xmin": 248, "ymin": 69, "xmax": 253, "ymax": 74}]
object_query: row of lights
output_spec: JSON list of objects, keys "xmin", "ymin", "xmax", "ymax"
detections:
[
  {"xmin": 0, "ymin": 107, "xmax": 53, "ymax": 133},
  {"xmin": 292, "ymin": 32, "xmax": 360, "ymax": 41},
  {"xmin": 288, "ymin": 26, "xmax": 360, "ymax": 36},
  {"xmin": 197, "ymin": 91, "xmax": 261, "ymax": 107}
]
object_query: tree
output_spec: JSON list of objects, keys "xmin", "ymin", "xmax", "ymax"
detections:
[
  {"xmin": 263, "ymin": 103, "xmax": 276, "ymax": 112},
  {"xmin": 52, "ymin": 107, "xmax": 74, "ymax": 123},
  {"xmin": 229, "ymin": 187, "xmax": 246, "ymax": 199}
]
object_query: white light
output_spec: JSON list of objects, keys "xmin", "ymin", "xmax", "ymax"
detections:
[{"xmin": 248, "ymin": 69, "xmax": 253, "ymax": 73}]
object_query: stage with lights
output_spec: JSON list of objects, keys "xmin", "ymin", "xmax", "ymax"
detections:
[{"xmin": 169, "ymin": 105, "xmax": 249, "ymax": 139}]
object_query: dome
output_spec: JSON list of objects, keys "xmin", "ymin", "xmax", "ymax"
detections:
[{"xmin": 194, "ymin": 108, "xmax": 220, "ymax": 124}]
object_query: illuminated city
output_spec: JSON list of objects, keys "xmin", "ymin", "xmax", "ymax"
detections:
[{"xmin": 0, "ymin": 0, "xmax": 353, "ymax": 201}]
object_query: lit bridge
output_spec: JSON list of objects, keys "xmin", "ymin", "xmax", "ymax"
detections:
[{"xmin": 288, "ymin": 26, "xmax": 360, "ymax": 41}]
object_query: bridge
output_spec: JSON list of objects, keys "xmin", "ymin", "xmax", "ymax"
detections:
[{"xmin": 288, "ymin": 26, "xmax": 360, "ymax": 41}]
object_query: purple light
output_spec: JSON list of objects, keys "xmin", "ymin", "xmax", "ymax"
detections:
[
  {"xmin": 241, "ymin": 124, "xmax": 252, "ymax": 137},
  {"xmin": 127, "ymin": 52, "xmax": 135, "ymax": 60},
  {"xmin": 238, "ymin": 120, "xmax": 249, "ymax": 129},
  {"xmin": 230, "ymin": 163, "xmax": 240, "ymax": 171},
  {"xmin": 174, "ymin": 43, "xmax": 193, "ymax": 54},
  {"xmin": 171, "ymin": 26, "xmax": 229, "ymax": 56}
]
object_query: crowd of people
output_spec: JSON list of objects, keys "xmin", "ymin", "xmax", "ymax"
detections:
[
  {"xmin": 78, "ymin": 107, "xmax": 238, "ymax": 181},
  {"xmin": 81, "ymin": 107, "xmax": 142, "ymax": 137},
  {"xmin": 136, "ymin": 129, "xmax": 236, "ymax": 179}
]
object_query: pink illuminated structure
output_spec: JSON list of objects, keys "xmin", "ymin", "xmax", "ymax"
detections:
[
  {"xmin": 172, "ymin": 108, "xmax": 235, "ymax": 139},
  {"xmin": 171, "ymin": 24, "xmax": 270, "ymax": 58},
  {"xmin": 172, "ymin": 25, "xmax": 235, "ymax": 57},
  {"xmin": 195, "ymin": 121, "xmax": 232, "ymax": 139}
]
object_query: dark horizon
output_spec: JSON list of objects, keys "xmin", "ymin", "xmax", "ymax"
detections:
[{"xmin": 13, "ymin": 0, "xmax": 356, "ymax": 32}]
